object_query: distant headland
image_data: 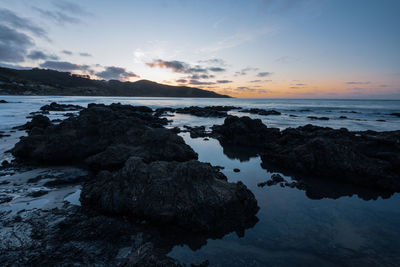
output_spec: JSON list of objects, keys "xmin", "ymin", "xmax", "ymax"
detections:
[{"xmin": 0, "ymin": 67, "xmax": 230, "ymax": 98}]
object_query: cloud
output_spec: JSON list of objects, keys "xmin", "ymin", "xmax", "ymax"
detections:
[
  {"xmin": 0, "ymin": 24, "xmax": 33, "ymax": 62},
  {"xmin": 27, "ymin": 50, "xmax": 59, "ymax": 61},
  {"xmin": 257, "ymin": 72, "xmax": 272, "ymax": 77},
  {"xmin": 198, "ymin": 58, "xmax": 226, "ymax": 66},
  {"xmin": 96, "ymin": 66, "xmax": 139, "ymax": 81},
  {"xmin": 0, "ymin": 9, "xmax": 48, "ymax": 63},
  {"xmin": 201, "ymin": 27, "xmax": 274, "ymax": 52},
  {"xmin": 345, "ymin": 81, "xmax": 370, "ymax": 85},
  {"xmin": 189, "ymin": 80, "xmax": 215, "ymax": 85},
  {"xmin": 39, "ymin": 60, "xmax": 89, "ymax": 71},
  {"xmin": 190, "ymin": 74, "xmax": 214, "ymax": 80},
  {"xmin": 275, "ymin": 56, "xmax": 299, "ymax": 64},
  {"xmin": 176, "ymin": 79, "xmax": 187, "ymax": 83},
  {"xmin": 61, "ymin": 50, "xmax": 73, "ymax": 55},
  {"xmin": 146, "ymin": 59, "xmax": 188, "ymax": 73},
  {"xmin": 209, "ymin": 67, "xmax": 226, "ymax": 72},
  {"xmin": 0, "ymin": 8, "xmax": 47, "ymax": 38},
  {"xmin": 235, "ymin": 67, "xmax": 259, "ymax": 76},
  {"xmin": 295, "ymin": 83, "xmax": 306, "ymax": 86},
  {"xmin": 79, "ymin": 52, "xmax": 92, "ymax": 57},
  {"xmin": 33, "ymin": 7, "xmax": 81, "ymax": 25},
  {"xmin": 249, "ymin": 80, "xmax": 261, "ymax": 83},
  {"xmin": 217, "ymin": 80, "xmax": 232, "ymax": 84},
  {"xmin": 146, "ymin": 59, "xmax": 227, "ymax": 75},
  {"xmin": 32, "ymin": 1, "xmax": 91, "ymax": 26}
]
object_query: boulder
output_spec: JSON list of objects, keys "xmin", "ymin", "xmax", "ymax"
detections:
[{"xmin": 81, "ymin": 157, "xmax": 259, "ymax": 232}]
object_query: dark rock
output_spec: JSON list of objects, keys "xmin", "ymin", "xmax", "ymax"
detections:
[
  {"xmin": 212, "ymin": 116, "xmax": 280, "ymax": 147},
  {"xmin": 12, "ymin": 103, "xmax": 196, "ymax": 168},
  {"xmin": 257, "ymin": 173, "xmax": 285, "ymax": 187},
  {"xmin": 307, "ymin": 116, "xmax": 329, "ymax": 120},
  {"xmin": 175, "ymin": 106, "xmax": 240, "ymax": 118},
  {"xmin": 390, "ymin": 113, "xmax": 400, "ymax": 117},
  {"xmin": 0, "ymin": 99, "xmax": 8, "ymax": 103},
  {"xmin": 40, "ymin": 102, "xmax": 83, "ymax": 111},
  {"xmin": 240, "ymin": 108, "xmax": 281, "ymax": 116},
  {"xmin": 81, "ymin": 157, "xmax": 259, "ymax": 232},
  {"xmin": 27, "ymin": 190, "xmax": 49, "ymax": 197},
  {"xmin": 339, "ymin": 116, "xmax": 348, "ymax": 119},
  {"xmin": 1, "ymin": 160, "xmax": 9, "ymax": 167},
  {"xmin": 213, "ymin": 116, "xmax": 400, "ymax": 193},
  {"xmin": 0, "ymin": 131, "xmax": 10, "ymax": 138},
  {"xmin": 376, "ymin": 119, "xmax": 386, "ymax": 122},
  {"xmin": 183, "ymin": 125, "xmax": 208, "ymax": 138},
  {"xmin": 233, "ymin": 168, "xmax": 240, "ymax": 172},
  {"xmin": 14, "ymin": 115, "xmax": 51, "ymax": 132},
  {"xmin": 289, "ymin": 114, "xmax": 298, "ymax": 117},
  {"xmin": 0, "ymin": 195, "xmax": 13, "ymax": 204}
]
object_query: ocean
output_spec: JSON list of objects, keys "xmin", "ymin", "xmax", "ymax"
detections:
[{"xmin": 1, "ymin": 96, "xmax": 400, "ymax": 266}]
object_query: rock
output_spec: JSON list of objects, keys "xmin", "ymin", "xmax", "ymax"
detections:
[
  {"xmin": 0, "ymin": 99, "xmax": 8, "ymax": 103},
  {"xmin": 40, "ymin": 102, "xmax": 83, "ymax": 111},
  {"xmin": 376, "ymin": 119, "xmax": 386, "ymax": 122},
  {"xmin": 14, "ymin": 115, "xmax": 52, "ymax": 132},
  {"xmin": 257, "ymin": 173, "xmax": 285, "ymax": 187},
  {"xmin": 213, "ymin": 116, "xmax": 400, "ymax": 193},
  {"xmin": 175, "ymin": 106, "xmax": 240, "ymax": 118},
  {"xmin": 289, "ymin": 114, "xmax": 298, "ymax": 117},
  {"xmin": 183, "ymin": 125, "xmax": 208, "ymax": 138},
  {"xmin": 1, "ymin": 160, "xmax": 9, "ymax": 167},
  {"xmin": 12, "ymin": 103, "xmax": 197, "ymax": 168},
  {"xmin": 339, "ymin": 116, "xmax": 348, "ymax": 119},
  {"xmin": 27, "ymin": 190, "xmax": 49, "ymax": 198},
  {"xmin": 389, "ymin": 113, "xmax": 400, "ymax": 117},
  {"xmin": 81, "ymin": 157, "xmax": 259, "ymax": 232},
  {"xmin": 212, "ymin": 116, "xmax": 280, "ymax": 147},
  {"xmin": 233, "ymin": 168, "xmax": 240, "ymax": 172},
  {"xmin": 307, "ymin": 116, "xmax": 329, "ymax": 120},
  {"xmin": 240, "ymin": 108, "xmax": 281, "ymax": 116}
]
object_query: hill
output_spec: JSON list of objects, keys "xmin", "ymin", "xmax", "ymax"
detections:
[{"xmin": 0, "ymin": 67, "xmax": 230, "ymax": 98}]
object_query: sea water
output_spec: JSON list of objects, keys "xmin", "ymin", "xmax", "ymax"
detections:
[{"xmin": 1, "ymin": 96, "xmax": 400, "ymax": 266}]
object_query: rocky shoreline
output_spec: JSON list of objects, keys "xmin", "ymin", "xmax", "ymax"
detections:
[{"xmin": 1, "ymin": 102, "xmax": 399, "ymax": 265}]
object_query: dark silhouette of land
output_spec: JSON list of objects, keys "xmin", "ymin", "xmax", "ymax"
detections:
[{"xmin": 0, "ymin": 67, "xmax": 229, "ymax": 98}]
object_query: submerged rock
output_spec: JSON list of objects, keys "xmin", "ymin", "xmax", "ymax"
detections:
[
  {"xmin": 307, "ymin": 116, "xmax": 329, "ymax": 120},
  {"xmin": 81, "ymin": 157, "xmax": 259, "ymax": 232}
]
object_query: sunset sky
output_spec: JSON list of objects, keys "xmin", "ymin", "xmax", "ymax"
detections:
[{"xmin": 0, "ymin": 0, "xmax": 399, "ymax": 98}]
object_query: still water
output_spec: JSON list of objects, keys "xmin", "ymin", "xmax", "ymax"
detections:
[{"xmin": 1, "ymin": 96, "xmax": 400, "ymax": 266}]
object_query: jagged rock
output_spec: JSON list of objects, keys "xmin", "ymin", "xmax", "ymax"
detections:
[
  {"xmin": 81, "ymin": 157, "xmax": 259, "ymax": 232},
  {"xmin": 212, "ymin": 116, "xmax": 400, "ymax": 192},
  {"xmin": 40, "ymin": 102, "xmax": 83, "ymax": 111},
  {"xmin": 212, "ymin": 116, "xmax": 280, "ymax": 147},
  {"xmin": 240, "ymin": 108, "xmax": 281, "ymax": 116},
  {"xmin": 12, "ymin": 103, "xmax": 196, "ymax": 167}
]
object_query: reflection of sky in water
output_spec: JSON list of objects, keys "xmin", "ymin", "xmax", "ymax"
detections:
[{"xmin": 167, "ymin": 133, "xmax": 400, "ymax": 266}]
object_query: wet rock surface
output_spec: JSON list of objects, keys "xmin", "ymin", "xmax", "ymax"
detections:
[
  {"xmin": 12, "ymin": 103, "xmax": 196, "ymax": 167},
  {"xmin": 40, "ymin": 101, "xmax": 83, "ymax": 111},
  {"xmin": 175, "ymin": 106, "xmax": 241, "ymax": 117},
  {"xmin": 81, "ymin": 157, "xmax": 259, "ymax": 232},
  {"xmin": 4, "ymin": 102, "xmax": 260, "ymax": 265},
  {"xmin": 213, "ymin": 116, "xmax": 400, "ymax": 193},
  {"xmin": 239, "ymin": 108, "xmax": 281, "ymax": 116}
]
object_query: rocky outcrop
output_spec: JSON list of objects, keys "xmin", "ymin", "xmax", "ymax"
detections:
[
  {"xmin": 212, "ymin": 116, "xmax": 400, "ymax": 192},
  {"xmin": 40, "ymin": 102, "xmax": 83, "ymax": 111},
  {"xmin": 12, "ymin": 103, "xmax": 196, "ymax": 168},
  {"xmin": 211, "ymin": 116, "xmax": 280, "ymax": 147},
  {"xmin": 239, "ymin": 108, "xmax": 281, "ymax": 116},
  {"xmin": 81, "ymin": 157, "xmax": 259, "ymax": 233},
  {"xmin": 175, "ymin": 106, "xmax": 241, "ymax": 117}
]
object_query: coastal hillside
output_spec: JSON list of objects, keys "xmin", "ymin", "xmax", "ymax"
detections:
[{"xmin": 0, "ymin": 67, "xmax": 229, "ymax": 98}]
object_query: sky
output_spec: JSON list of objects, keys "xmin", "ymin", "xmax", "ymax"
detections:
[{"xmin": 0, "ymin": 0, "xmax": 399, "ymax": 98}]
